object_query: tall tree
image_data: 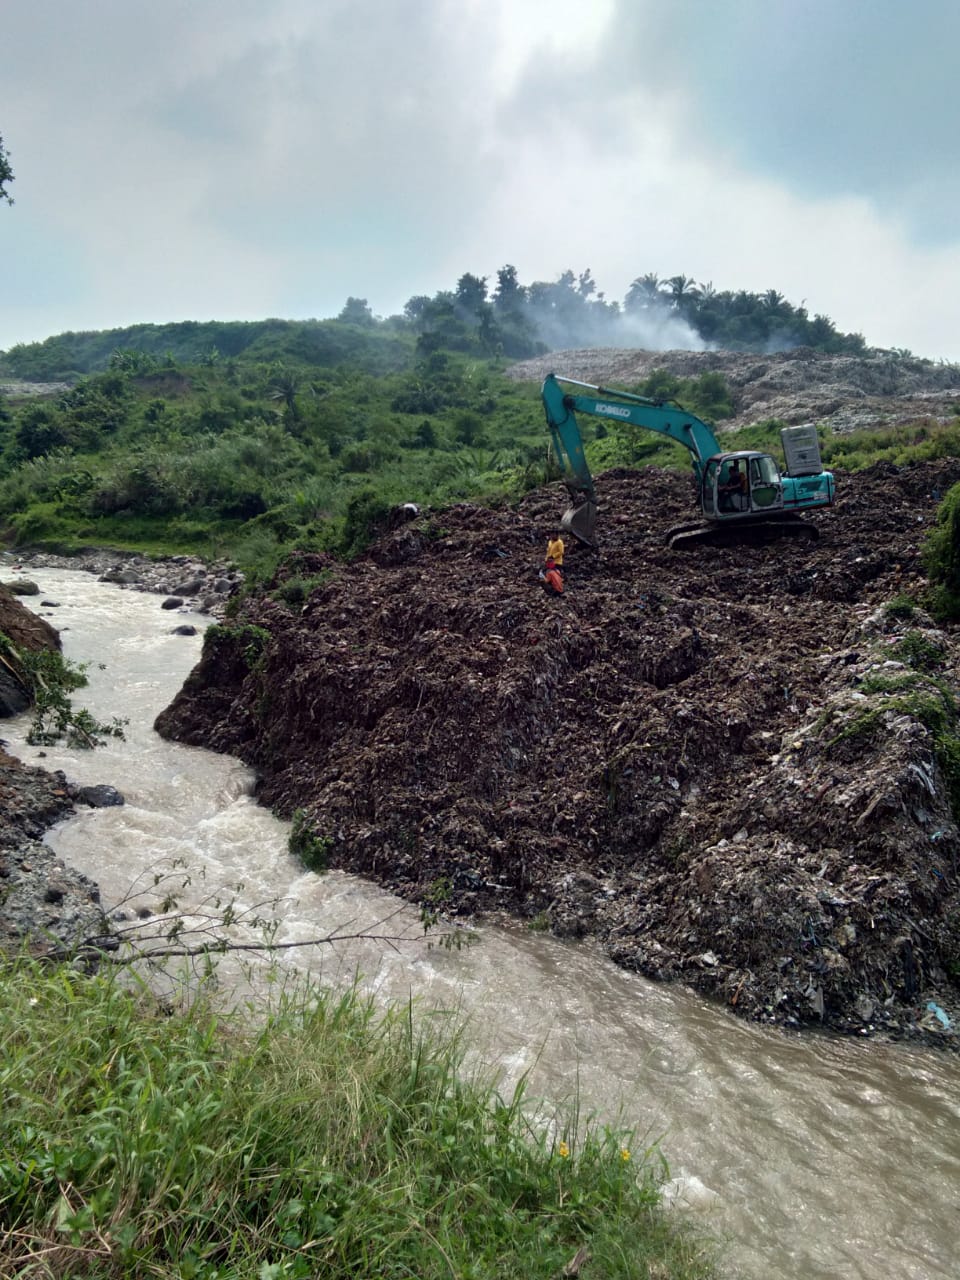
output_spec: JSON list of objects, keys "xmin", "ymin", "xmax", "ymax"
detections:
[
  {"xmin": 664, "ymin": 275, "xmax": 701, "ymax": 310},
  {"xmin": 493, "ymin": 264, "xmax": 525, "ymax": 316},
  {"xmin": 624, "ymin": 273, "xmax": 662, "ymax": 312},
  {"xmin": 0, "ymin": 133, "xmax": 14, "ymax": 204},
  {"xmin": 338, "ymin": 297, "xmax": 376, "ymax": 327},
  {"xmin": 403, "ymin": 295, "xmax": 430, "ymax": 324},
  {"xmin": 454, "ymin": 273, "xmax": 488, "ymax": 313}
]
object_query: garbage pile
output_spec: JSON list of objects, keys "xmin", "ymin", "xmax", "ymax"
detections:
[
  {"xmin": 507, "ymin": 347, "xmax": 960, "ymax": 433},
  {"xmin": 156, "ymin": 459, "xmax": 960, "ymax": 1045}
]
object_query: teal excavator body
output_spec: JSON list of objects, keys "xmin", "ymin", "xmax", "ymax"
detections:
[{"xmin": 542, "ymin": 373, "xmax": 835, "ymax": 549}]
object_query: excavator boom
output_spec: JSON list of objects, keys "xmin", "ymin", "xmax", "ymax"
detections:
[
  {"xmin": 541, "ymin": 372, "xmax": 834, "ymax": 548},
  {"xmin": 542, "ymin": 375, "xmax": 600, "ymax": 544}
]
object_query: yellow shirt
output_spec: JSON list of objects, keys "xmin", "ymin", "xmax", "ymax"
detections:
[{"xmin": 546, "ymin": 537, "xmax": 564, "ymax": 566}]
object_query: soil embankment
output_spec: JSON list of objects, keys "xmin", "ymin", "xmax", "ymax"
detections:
[{"xmin": 155, "ymin": 458, "xmax": 960, "ymax": 1047}]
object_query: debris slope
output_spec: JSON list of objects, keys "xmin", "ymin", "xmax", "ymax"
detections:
[
  {"xmin": 156, "ymin": 460, "xmax": 960, "ymax": 1045},
  {"xmin": 507, "ymin": 347, "xmax": 960, "ymax": 435}
]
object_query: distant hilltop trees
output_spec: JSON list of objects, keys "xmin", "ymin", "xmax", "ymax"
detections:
[
  {"xmin": 0, "ymin": 266, "xmax": 870, "ymax": 382},
  {"xmin": 399, "ymin": 266, "xmax": 868, "ymax": 362}
]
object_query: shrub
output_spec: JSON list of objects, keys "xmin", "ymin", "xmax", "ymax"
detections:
[
  {"xmin": 923, "ymin": 483, "xmax": 960, "ymax": 619},
  {"xmin": 884, "ymin": 594, "xmax": 917, "ymax": 620},
  {"xmin": 340, "ymin": 487, "xmax": 393, "ymax": 557},
  {"xmin": 288, "ymin": 808, "xmax": 331, "ymax": 871}
]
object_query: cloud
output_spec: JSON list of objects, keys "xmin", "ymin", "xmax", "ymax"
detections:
[
  {"xmin": 606, "ymin": 0, "xmax": 960, "ymax": 246},
  {"xmin": 1, "ymin": 0, "xmax": 959, "ymax": 361}
]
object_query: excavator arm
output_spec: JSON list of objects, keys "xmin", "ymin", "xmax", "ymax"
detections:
[
  {"xmin": 542, "ymin": 372, "xmax": 720, "ymax": 544},
  {"xmin": 542, "ymin": 372, "xmax": 720, "ymax": 478},
  {"xmin": 541, "ymin": 372, "xmax": 834, "ymax": 550}
]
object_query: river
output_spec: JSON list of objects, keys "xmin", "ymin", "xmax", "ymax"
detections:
[{"xmin": 7, "ymin": 566, "xmax": 960, "ymax": 1280}]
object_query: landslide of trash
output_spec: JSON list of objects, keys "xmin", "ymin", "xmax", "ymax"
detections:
[
  {"xmin": 507, "ymin": 347, "xmax": 960, "ymax": 435},
  {"xmin": 156, "ymin": 460, "xmax": 960, "ymax": 1046}
]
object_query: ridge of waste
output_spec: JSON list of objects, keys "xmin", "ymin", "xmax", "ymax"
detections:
[{"xmin": 156, "ymin": 459, "xmax": 960, "ymax": 1046}]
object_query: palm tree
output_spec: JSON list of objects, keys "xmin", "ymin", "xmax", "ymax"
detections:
[
  {"xmin": 664, "ymin": 275, "xmax": 701, "ymax": 310},
  {"xmin": 624, "ymin": 273, "xmax": 663, "ymax": 312},
  {"xmin": 268, "ymin": 365, "xmax": 302, "ymax": 421}
]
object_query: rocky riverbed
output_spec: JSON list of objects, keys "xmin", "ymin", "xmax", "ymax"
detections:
[
  {"xmin": 1, "ymin": 548, "xmax": 242, "ymax": 617},
  {"xmin": 0, "ymin": 747, "xmax": 107, "ymax": 954},
  {"xmin": 0, "ymin": 548, "xmax": 242, "ymax": 959}
]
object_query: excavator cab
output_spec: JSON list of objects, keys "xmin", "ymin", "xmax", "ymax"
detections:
[{"xmin": 703, "ymin": 452, "xmax": 784, "ymax": 519}]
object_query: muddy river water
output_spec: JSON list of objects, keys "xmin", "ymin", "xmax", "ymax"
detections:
[{"xmin": 8, "ymin": 567, "xmax": 960, "ymax": 1280}]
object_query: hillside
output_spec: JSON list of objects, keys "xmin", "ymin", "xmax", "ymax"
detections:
[
  {"xmin": 155, "ymin": 456, "xmax": 960, "ymax": 1047},
  {"xmin": 508, "ymin": 346, "xmax": 960, "ymax": 434}
]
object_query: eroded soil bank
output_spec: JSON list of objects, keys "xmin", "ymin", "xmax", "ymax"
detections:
[{"xmin": 154, "ymin": 459, "xmax": 960, "ymax": 1047}]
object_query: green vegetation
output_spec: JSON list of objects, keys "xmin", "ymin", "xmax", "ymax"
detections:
[
  {"xmin": 924, "ymin": 481, "xmax": 960, "ymax": 620},
  {"xmin": 288, "ymin": 808, "xmax": 331, "ymax": 872},
  {"xmin": 0, "ymin": 345, "xmax": 551, "ymax": 571},
  {"xmin": 824, "ymin": 664, "xmax": 960, "ymax": 821},
  {"xmin": 0, "ymin": 291, "xmax": 956, "ymax": 579},
  {"xmin": 884, "ymin": 595, "xmax": 918, "ymax": 621},
  {"xmin": 890, "ymin": 629, "xmax": 945, "ymax": 671},
  {"xmin": 821, "ymin": 418, "xmax": 960, "ymax": 471},
  {"xmin": 0, "ymin": 269, "xmax": 870, "ymax": 381},
  {"xmin": 0, "ymin": 957, "xmax": 715, "ymax": 1279},
  {"xmin": 0, "ymin": 635, "xmax": 126, "ymax": 747}
]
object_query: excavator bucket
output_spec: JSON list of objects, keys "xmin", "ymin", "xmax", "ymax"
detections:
[{"xmin": 561, "ymin": 497, "xmax": 598, "ymax": 547}]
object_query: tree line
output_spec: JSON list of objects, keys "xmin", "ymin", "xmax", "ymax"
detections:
[
  {"xmin": 1, "ymin": 268, "xmax": 872, "ymax": 385},
  {"xmin": 394, "ymin": 266, "xmax": 869, "ymax": 361}
]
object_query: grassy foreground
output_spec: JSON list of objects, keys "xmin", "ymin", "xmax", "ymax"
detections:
[{"xmin": 0, "ymin": 958, "xmax": 717, "ymax": 1280}]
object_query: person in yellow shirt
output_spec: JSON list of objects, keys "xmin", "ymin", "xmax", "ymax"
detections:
[{"xmin": 545, "ymin": 533, "xmax": 564, "ymax": 567}]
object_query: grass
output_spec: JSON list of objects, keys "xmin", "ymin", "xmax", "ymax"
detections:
[{"xmin": 0, "ymin": 957, "xmax": 717, "ymax": 1280}]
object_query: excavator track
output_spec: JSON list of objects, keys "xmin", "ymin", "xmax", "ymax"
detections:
[{"xmin": 666, "ymin": 514, "xmax": 819, "ymax": 552}]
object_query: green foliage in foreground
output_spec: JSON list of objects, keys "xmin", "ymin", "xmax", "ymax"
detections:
[
  {"xmin": 0, "ymin": 959, "xmax": 715, "ymax": 1280},
  {"xmin": 0, "ymin": 634, "xmax": 127, "ymax": 747},
  {"xmin": 924, "ymin": 481, "xmax": 960, "ymax": 620}
]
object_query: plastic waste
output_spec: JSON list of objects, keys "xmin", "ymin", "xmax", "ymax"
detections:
[
  {"xmin": 658, "ymin": 1167, "xmax": 721, "ymax": 1212},
  {"xmin": 926, "ymin": 1002, "xmax": 952, "ymax": 1030}
]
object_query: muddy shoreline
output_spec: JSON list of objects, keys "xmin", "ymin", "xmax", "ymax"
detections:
[{"xmin": 0, "ymin": 749, "xmax": 105, "ymax": 954}]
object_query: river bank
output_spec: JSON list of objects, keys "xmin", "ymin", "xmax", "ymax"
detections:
[
  {"xmin": 4, "ymin": 494, "xmax": 960, "ymax": 1052},
  {"xmin": 154, "ymin": 460, "xmax": 960, "ymax": 1050},
  {"xmin": 0, "ymin": 748, "xmax": 105, "ymax": 952}
]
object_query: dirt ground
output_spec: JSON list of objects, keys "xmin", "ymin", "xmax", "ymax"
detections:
[{"xmin": 155, "ymin": 457, "xmax": 960, "ymax": 1048}]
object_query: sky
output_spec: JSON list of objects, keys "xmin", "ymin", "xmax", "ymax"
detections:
[{"xmin": 2, "ymin": 0, "xmax": 960, "ymax": 361}]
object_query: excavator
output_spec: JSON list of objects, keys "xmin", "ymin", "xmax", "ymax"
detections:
[{"xmin": 542, "ymin": 372, "xmax": 835, "ymax": 550}]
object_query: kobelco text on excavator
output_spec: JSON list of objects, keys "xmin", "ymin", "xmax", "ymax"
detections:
[{"xmin": 542, "ymin": 372, "xmax": 835, "ymax": 550}]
